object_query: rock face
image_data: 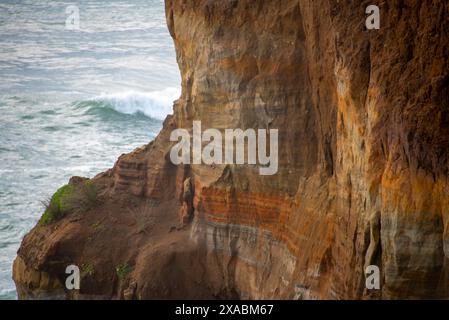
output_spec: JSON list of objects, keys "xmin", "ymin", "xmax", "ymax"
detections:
[{"xmin": 13, "ymin": 0, "xmax": 449, "ymax": 299}]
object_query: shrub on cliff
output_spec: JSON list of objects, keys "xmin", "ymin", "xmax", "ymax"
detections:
[
  {"xmin": 39, "ymin": 184, "xmax": 73, "ymax": 225},
  {"xmin": 116, "ymin": 264, "xmax": 132, "ymax": 280},
  {"xmin": 81, "ymin": 262, "xmax": 95, "ymax": 278},
  {"xmin": 39, "ymin": 180, "xmax": 99, "ymax": 225},
  {"xmin": 65, "ymin": 180, "xmax": 98, "ymax": 213}
]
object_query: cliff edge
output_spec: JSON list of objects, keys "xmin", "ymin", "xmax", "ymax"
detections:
[{"xmin": 13, "ymin": 0, "xmax": 449, "ymax": 299}]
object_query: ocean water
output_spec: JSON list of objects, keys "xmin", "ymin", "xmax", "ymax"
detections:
[{"xmin": 0, "ymin": 0, "xmax": 180, "ymax": 299}]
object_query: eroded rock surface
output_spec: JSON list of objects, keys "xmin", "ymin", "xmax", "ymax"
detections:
[{"xmin": 13, "ymin": 0, "xmax": 449, "ymax": 299}]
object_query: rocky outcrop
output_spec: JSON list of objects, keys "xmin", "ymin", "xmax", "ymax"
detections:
[{"xmin": 13, "ymin": 0, "xmax": 449, "ymax": 299}]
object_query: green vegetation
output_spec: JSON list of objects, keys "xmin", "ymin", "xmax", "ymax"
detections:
[
  {"xmin": 116, "ymin": 264, "xmax": 132, "ymax": 280},
  {"xmin": 66, "ymin": 180, "xmax": 98, "ymax": 212},
  {"xmin": 81, "ymin": 262, "xmax": 95, "ymax": 278},
  {"xmin": 39, "ymin": 184, "xmax": 74, "ymax": 225},
  {"xmin": 127, "ymin": 199, "xmax": 156, "ymax": 234},
  {"xmin": 39, "ymin": 180, "xmax": 99, "ymax": 225}
]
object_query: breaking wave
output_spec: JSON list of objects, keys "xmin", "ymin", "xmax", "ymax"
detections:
[{"xmin": 79, "ymin": 87, "xmax": 180, "ymax": 120}]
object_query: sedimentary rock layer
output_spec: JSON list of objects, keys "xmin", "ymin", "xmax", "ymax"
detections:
[{"xmin": 13, "ymin": 0, "xmax": 449, "ymax": 299}]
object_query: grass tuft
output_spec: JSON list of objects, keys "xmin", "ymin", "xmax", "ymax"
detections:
[
  {"xmin": 39, "ymin": 180, "xmax": 99, "ymax": 225},
  {"xmin": 39, "ymin": 184, "xmax": 74, "ymax": 225},
  {"xmin": 116, "ymin": 264, "xmax": 132, "ymax": 281},
  {"xmin": 81, "ymin": 262, "xmax": 95, "ymax": 278},
  {"xmin": 65, "ymin": 180, "xmax": 98, "ymax": 213},
  {"xmin": 127, "ymin": 199, "xmax": 156, "ymax": 234}
]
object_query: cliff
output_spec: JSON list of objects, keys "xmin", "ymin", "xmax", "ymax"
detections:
[{"xmin": 13, "ymin": 0, "xmax": 449, "ymax": 299}]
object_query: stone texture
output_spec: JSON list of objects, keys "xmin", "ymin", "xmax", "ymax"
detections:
[{"xmin": 13, "ymin": 0, "xmax": 449, "ymax": 299}]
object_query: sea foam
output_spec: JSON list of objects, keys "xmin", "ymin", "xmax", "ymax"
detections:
[{"xmin": 93, "ymin": 87, "xmax": 180, "ymax": 120}]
